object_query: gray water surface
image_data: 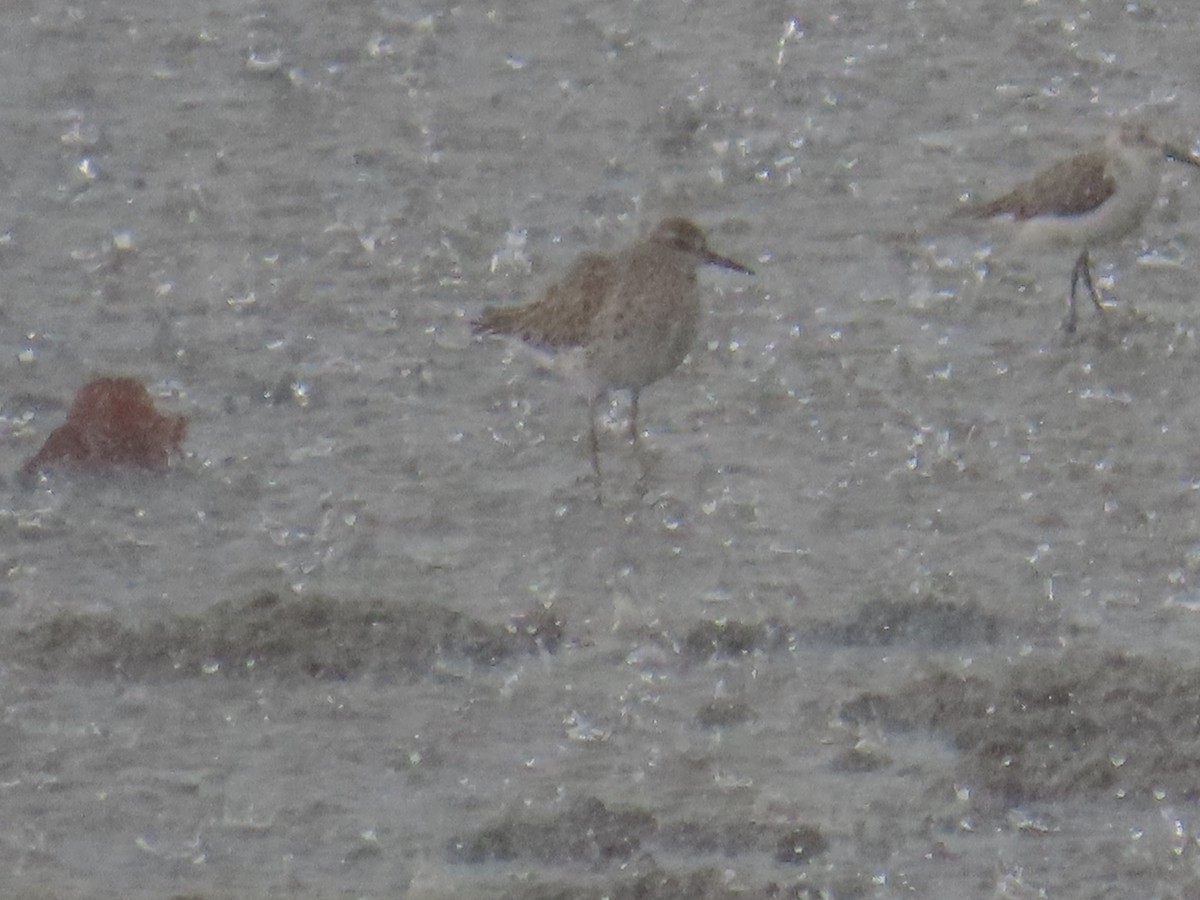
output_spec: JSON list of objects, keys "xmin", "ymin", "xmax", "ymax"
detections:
[{"xmin": 4, "ymin": 2, "xmax": 1200, "ymax": 897}]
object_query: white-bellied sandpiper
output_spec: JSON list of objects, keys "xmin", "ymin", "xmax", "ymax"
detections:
[{"xmin": 963, "ymin": 121, "xmax": 1200, "ymax": 332}]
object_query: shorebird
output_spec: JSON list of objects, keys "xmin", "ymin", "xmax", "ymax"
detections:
[
  {"xmin": 962, "ymin": 121, "xmax": 1200, "ymax": 332},
  {"xmin": 474, "ymin": 217, "xmax": 752, "ymax": 499}
]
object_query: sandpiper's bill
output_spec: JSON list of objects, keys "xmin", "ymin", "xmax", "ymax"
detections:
[
  {"xmin": 474, "ymin": 217, "xmax": 753, "ymax": 500},
  {"xmin": 962, "ymin": 121, "xmax": 1200, "ymax": 332}
]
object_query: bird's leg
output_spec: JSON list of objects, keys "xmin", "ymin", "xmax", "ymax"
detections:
[
  {"xmin": 1066, "ymin": 252, "xmax": 1083, "ymax": 333},
  {"xmin": 628, "ymin": 390, "xmax": 641, "ymax": 448},
  {"xmin": 1078, "ymin": 250, "xmax": 1104, "ymax": 315},
  {"xmin": 588, "ymin": 394, "xmax": 603, "ymax": 505},
  {"xmin": 627, "ymin": 388, "xmax": 661, "ymax": 496},
  {"xmin": 1065, "ymin": 249, "xmax": 1098, "ymax": 333}
]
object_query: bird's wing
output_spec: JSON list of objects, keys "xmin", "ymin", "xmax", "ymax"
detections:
[
  {"xmin": 473, "ymin": 254, "xmax": 616, "ymax": 348},
  {"xmin": 970, "ymin": 149, "xmax": 1116, "ymax": 220}
]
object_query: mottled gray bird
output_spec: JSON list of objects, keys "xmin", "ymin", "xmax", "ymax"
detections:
[{"xmin": 475, "ymin": 217, "xmax": 752, "ymax": 498}]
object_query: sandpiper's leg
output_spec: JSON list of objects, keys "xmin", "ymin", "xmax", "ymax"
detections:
[
  {"xmin": 629, "ymin": 390, "xmax": 641, "ymax": 447},
  {"xmin": 628, "ymin": 389, "xmax": 652, "ymax": 492},
  {"xmin": 1065, "ymin": 250, "xmax": 1093, "ymax": 333},
  {"xmin": 588, "ymin": 394, "xmax": 603, "ymax": 504},
  {"xmin": 1077, "ymin": 250, "xmax": 1104, "ymax": 315},
  {"xmin": 1066, "ymin": 252, "xmax": 1083, "ymax": 333}
]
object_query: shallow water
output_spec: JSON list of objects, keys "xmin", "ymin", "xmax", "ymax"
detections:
[{"xmin": 5, "ymin": 1, "xmax": 1200, "ymax": 897}]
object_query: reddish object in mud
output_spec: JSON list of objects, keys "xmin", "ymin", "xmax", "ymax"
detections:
[{"xmin": 23, "ymin": 377, "xmax": 187, "ymax": 475}]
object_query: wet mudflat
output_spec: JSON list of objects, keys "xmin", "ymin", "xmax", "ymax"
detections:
[{"xmin": 4, "ymin": 1, "xmax": 1200, "ymax": 898}]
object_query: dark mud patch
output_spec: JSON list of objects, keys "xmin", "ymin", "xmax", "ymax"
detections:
[
  {"xmin": 681, "ymin": 617, "xmax": 793, "ymax": 659},
  {"xmin": 9, "ymin": 591, "xmax": 1001, "ymax": 685},
  {"xmin": 448, "ymin": 795, "xmax": 829, "ymax": 872},
  {"xmin": 10, "ymin": 591, "xmax": 562, "ymax": 680},
  {"xmin": 841, "ymin": 649, "xmax": 1200, "ymax": 808},
  {"xmin": 695, "ymin": 699, "xmax": 758, "ymax": 728},
  {"xmin": 418, "ymin": 862, "xmax": 837, "ymax": 900},
  {"xmin": 819, "ymin": 596, "xmax": 1001, "ymax": 647},
  {"xmin": 657, "ymin": 820, "xmax": 830, "ymax": 867},
  {"xmin": 447, "ymin": 796, "xmax": 657, "ymax": 865},
  {"xmin": 679, "ymin": 595, "xmax": 1001, "ymax": 662}
]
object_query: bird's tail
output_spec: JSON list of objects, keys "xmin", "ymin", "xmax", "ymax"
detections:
[{"xmin": 472, "ymin": 303, "xmax": 530, "ymax": 337}]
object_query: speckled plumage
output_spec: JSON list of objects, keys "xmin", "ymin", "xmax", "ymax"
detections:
[
  {"xmin": 965, "ymin": 121, "xmax": 1200, "ymax": 333},
  {"xmin": 475, "ymin": 217, "xmax": 752, "ymax": 498}
]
